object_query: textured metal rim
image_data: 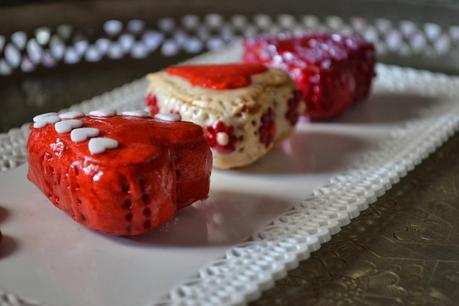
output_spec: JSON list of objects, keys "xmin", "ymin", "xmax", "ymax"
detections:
[{"xmin": 1, "ymin": 14, "xmax": 458, "ymax": 76}]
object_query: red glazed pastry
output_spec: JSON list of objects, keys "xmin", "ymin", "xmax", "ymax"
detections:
[
  {"xmin": 243, "ymin": 33, "xmax": 376, "ymax": 120},
  {"xmin": 146, "ymin": 63, "xmax": 304, "ymax": 169},
  {"xmin": 27, "ymin": 110, "xmax": 212, "ymax": 235}
]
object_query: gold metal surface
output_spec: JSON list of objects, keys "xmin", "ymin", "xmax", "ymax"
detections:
[{"xmin": 252, "ymin": 133, "xmax": 459, "ymax": 305}]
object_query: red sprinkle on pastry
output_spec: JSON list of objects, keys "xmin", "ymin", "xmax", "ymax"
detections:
[
  {"xmin": 259, "ymin": 108, "xmax": 276, "ymax": 147},
  {"xmin": 285, "ymin": 90, "xmax": 303, "ymax": 125},
  {"xmin": 146, "ymin": 94, "xmax": 160, "ymax": 115},
  {"xmin": 166, "ymin": 63, "xmax": 267, "ymax": 90},
  {"xmin": 204, "ymin": 121, "xmax": 237, "ymax": 153},
  {"xmin": 27, "ymin": 112, "xmax": 212, "ymax": 236},
  {"xmin": 243, "ymin": 33, "xmax": 376, "ymax": 120}
]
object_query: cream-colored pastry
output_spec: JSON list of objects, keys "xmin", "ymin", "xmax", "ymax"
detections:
[{"xmin": 146, "ymin": 63, "xmax": 305, "ymax": 169}]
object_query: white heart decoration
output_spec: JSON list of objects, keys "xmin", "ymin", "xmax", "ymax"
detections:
[
  {"xmin": 120, "ymin": 110, "xmax": 150, "ymax": 117},
  {"xmin": 33, "ymin": 112, "xmax": 58, "ymax": 122},
  {"xmin": 33, "ymin": 115, "xmax": 61, "ymax": 128},
  {"xmin": 70, "ymin": 128, "xmax": 100, "ymax": 143},
  {"xmin": 154, "ymin": 113, "xmax": 181, "ymax": 122},
  {"xmin": 89, "ymin": 109, "xmax": 116, "ymax": 117},
  {"xmin": 59, "ymin": 111, "xmax": 84, "ymax": 119},
  {"xmin": 54, "ymin": 120, "xmax": 83, "ymax": 134},
  {"xmin": 88, "ymin": 137, "xmax": 119, "ymax": 154}
]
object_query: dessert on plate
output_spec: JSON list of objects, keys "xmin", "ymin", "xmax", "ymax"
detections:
[
  {"xmin": 146, "ymin": 63, "xmax": 304, "ymax": 169},
  {"xmin": 27, "ymin": 110, "xmax": 212, "ymax": 235},
  {"xmin": 243, "ymin": 32, "xmax": 376, "ymax": 120}
]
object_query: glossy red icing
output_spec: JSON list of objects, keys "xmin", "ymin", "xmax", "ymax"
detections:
[
  {"xmin": 166, "ymin": 63, "xmax": 267, "ymax": 90},
  {"xmin": 27, "ymin": 115, "xmax": 212, "ymax": 236},
  {"xmin": 243, "ymin": 33, "xmax": 376, "ymax": 120}
]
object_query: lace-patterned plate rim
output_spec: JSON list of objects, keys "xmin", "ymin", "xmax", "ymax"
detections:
[{"xmin": 1, "ymin": 44, "xmax": 459, "ymax": 306}]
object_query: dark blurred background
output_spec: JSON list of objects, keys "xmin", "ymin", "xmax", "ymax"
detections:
[{"xmin": 0, "ymin": 0, "xmax": 458, "ymax": 131}]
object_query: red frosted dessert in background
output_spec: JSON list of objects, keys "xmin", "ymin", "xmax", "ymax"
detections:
[
  {"xmin": 27, "ymin": 110, "xmax": 212, "ymax": 236},
  {"xmin": 243, "ymin": 33, "xmax": 376, "ymax": 120}
]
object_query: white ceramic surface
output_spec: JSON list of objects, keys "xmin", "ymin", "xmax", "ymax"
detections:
[{"xmin": 1, "ymin": 44, "xmax": 459, "ymax": 306}]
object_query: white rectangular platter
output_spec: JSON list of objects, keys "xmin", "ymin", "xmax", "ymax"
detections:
[{"xmin": 1, "ymin": 43, "xmax": 459, "ymax": 306}]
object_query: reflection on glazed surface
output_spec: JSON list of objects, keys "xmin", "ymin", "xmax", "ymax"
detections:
[
  {"xmin": 339, "ymin": 92, "xmax": 437, "ymax": 124},
  {"xmin": 240, "ymin": 128, "xmax": 373, "ymax": 175},
  {"xmin": 130, "ymin": 191, "xmax": 292, "ymax": 246}
]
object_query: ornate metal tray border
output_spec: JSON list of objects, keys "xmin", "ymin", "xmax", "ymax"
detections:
[
  {"xmin": 1, "ymin": 44, "xmax": 459, "ymax": 306},
  {"xmin": 1, "ymin": 14, "xmax": 459, "ymax": 77}
]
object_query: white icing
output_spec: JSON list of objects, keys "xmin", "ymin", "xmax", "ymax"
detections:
[
  {"xmin": 154, "ymin": 113, "xmax": 181, "ymax": 122},
  {"xmin": 54, "ymin": 119, "xmax": 83, "ymax": 134},
  {"xmin": 33, "ymin": 112, "xmax": 58, "ymax": 122},
  {"xmin": 59, "ymin": 111, "xmax": 84, "ymax": 119},
  {"xmin": 33, "ymin": 115, "xmax": 61, "ymax": 128},
  {"xmin": 70, "ymin": 127, "xmax": 100, "ymax": 143},
  {"xmin": 88, "ymin": 137, "xmax": 119, "ymax": 154},
  {"xmin": 120, "ymin": 110, "xmax": 150, "ymax": 117},
  {"xmin": 89, "ymin": 109, "xmax": 117, "ymax": 117},
  {"xmin": 216, "ymin": 132, "xmax": 229, "ymax": 146}
]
